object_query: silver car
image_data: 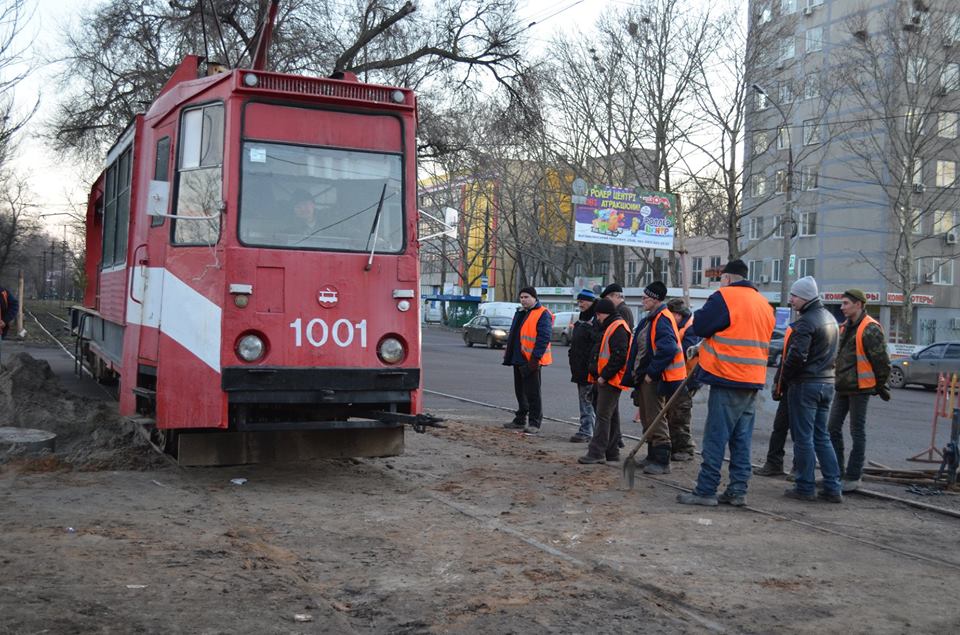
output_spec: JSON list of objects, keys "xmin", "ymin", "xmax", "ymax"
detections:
[
  {"xmin": 888, "ymin": 341, "xmax": 960, "ymax": 389},
  {"xmin": 551, "ymin": 311, "xmax": 578, "ymax": 345}
]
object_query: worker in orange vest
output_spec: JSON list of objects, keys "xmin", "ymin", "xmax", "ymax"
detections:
[
  {"xmin": 828, "ymin": 289, "xmax": 890, "ymax": 492},
  {"xmin": 677, "ymin": 259, "xmax": 775, "ymax": 507},
  {"xmin": 666, "ymin": 297, "xmax": 699, "ymax": 461},
  {"xmin": 578, "ymin": 298, "xmax": 631, "ymax": 464},
  {"xmin": 622, "ymin": 281, "xmax": 686, "ymax": 474},
  {"xmin": 502, "ymin": 287, "xmax": 553, "ymax": 434}
]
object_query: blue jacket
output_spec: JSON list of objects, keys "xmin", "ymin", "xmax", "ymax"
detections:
[
  {"xmin": 692, "ymin": 281, "xmax": 767, "ymax": 390},
  {"xmin": 623, "ymin": 303, "xmax": 682, "ymax": 395},
  {"xmin": 502, "ymin": 302, "xmax": 552, "ymax": 366}
]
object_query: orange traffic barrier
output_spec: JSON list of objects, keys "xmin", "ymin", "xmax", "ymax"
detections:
[{"xmin": 908, "ymin": 372, "xmax": 959, "ymax": 463}]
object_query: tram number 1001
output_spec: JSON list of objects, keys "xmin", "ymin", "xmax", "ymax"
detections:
[{"xmin": 289, "ymin": 318, "xmax": 368, "ymax": 348}]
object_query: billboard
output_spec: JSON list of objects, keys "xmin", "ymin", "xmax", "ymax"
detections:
[{"xmin": 571, "ymin": 181, "xmax": 676, "ymax": 250}]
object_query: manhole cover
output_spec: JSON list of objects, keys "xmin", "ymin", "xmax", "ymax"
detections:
[{"xmin": 0, "ymin": 427, "xmax": 57, "ymax": 453}]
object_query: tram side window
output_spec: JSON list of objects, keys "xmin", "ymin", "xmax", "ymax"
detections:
[
  {"xmin": 101, "ymin": 146, "xmax": 132, "ymax": 268},
  {"xmin": 151, "ymin": 136, "xmax": 171, "ymax": 227},
  {"xmin": 173, "ymin": 104, "xmax": 223, "ymax": 245}
]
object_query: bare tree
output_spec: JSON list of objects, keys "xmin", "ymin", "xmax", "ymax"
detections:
[
  {"xmin": 834, "ymin": 3, "xmax": 960, "ymax": 342},
  {"xmin": 49, "ymin": 0, "xmax": 528, "ymax": 159}
]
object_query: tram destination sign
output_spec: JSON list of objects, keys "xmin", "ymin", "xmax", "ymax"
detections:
[{"xmin": 571, "ymin": 180, "xmax": 676, "ymax": 250}]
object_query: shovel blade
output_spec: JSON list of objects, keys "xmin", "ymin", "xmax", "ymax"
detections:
[{"xmin": 622, "ymin": 458, "xmax": 637, "ymax": 490}]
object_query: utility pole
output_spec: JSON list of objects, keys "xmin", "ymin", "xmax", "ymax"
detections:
[{"xmin": 752, "ymin": 84, "xmax": 794, "ymax": 307}]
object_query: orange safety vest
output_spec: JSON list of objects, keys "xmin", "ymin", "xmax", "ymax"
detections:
[
  {"xmin": 776, "ymin": 326, "xmax": 793, "ymax": 395},
  {"xmin": 519, "ymin": 306, "xmax": 553, "ymax": 365},
  {"xmin": 678, "ymin": 314, "xmax": 698, "ymax": 373},
  {"xmin": 840, "ymin": 314, "xmax": 882, "ymax": 389},
  {"xmin": 592, "ymin": 318, "xmax": 629, "ymax": 390},
  {"xmin": 651, "ymin": 309, "xmax": 687, "ymax": 382},
  {"xmin": 699, "ymin": 286, "xmax": 775, "ymax": 385}
]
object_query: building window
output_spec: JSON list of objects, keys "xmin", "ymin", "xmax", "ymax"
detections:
[
  {"xmin": 758, "ymin": 3, "xmax": 772, "ymax": 25},
  {"xmin": 799, "ymin": 257, "xmax": 816, "ymax": 277},
  {"xmin": 775, "ymin": 169, "xmax": 789, "ymax": 194},
  {"xmin": 627, "ymin": 260, "xmax": 637, "ymax": 275},
  {"xmin": 748, "ymin": 260, "xmax": 763, "ymax": 281},
  {"xmin": 941, "ymin": 63, "xmax": 960, "ymax": 92},
  {"xmin": 799, "ymin": 211, "xmax": 817, "ymax": 236},
  {"xmin": 751, "ymin": 174, "xmax": 768, "ymax": 197},
  {"xmin": 772, "ymin": 258, "xmax": 782, "ymax": 283},
  {"xmin": 800, "ymin": 165, "xmax": 819, "ymax": 190},
  {"xmin": 773, "ymin": 214, "xmax": 784, "ymax": 238},
  {"xmin": 803, "ymin": 76, "xmax": 820, "ymax": 100},
  {"xmin": 709, "ymin": 255, "xmax": 722, "ymax": 280},
  {"xmin": 937, "ymin": 160, "xmax": 957, "ymax": 187},
  {"xmin": 778, "ymin": 37, "xmax": 795, "ymax": 63},
  {"xmin": 753, "ymin": 131, "xmax": 769, "ymax": 155},
  {"xmin": 802, "ymin": 119, "xmax": 820, "ymax": 145},
  {"xmin": 748, "ymin": 216, "xmax": 764, "ymax": 240},
  {"xmin": 778, "ymin": 80, "xmax": 795, "ymax": 104},
  {"xmin": 939, "ymin": 112, "xmax": 959, "ymax": 139},
  {"xmin": 912, "ymin": 158, "xmax": 923, "ymax": 185},
  {"xmin": 934, "ymin": 209, "xmax": 958, "ymax": 234},
  {"xmin": 777, "ymin": 126, "xmax": 790, "ymax": 149},
  {"xmin": 755, "ymin": 90, "xmax": 769, "ymax": 111},
  {"xmin": 691, "ymin": 256, "xmax": 703, "ymax": 286},
  {"xmin": 910, "ymin": 208, "xmax": 923, "ymax": 235},
  {"xmin": 933, "ymin": 259, "xmax": 954, "ymax": 285},
  {"xmin": 781, "ymin": 0, "xmax": 796, "ymax": 14},
  {"xmin": 805, "ymin": 26, "xmax": 823, "ymax": 53},
  {"xmin": 907, "ymin": 57, "xmax": 926, "ymax": 84}
]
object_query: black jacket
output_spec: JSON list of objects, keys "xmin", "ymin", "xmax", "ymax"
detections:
[
  {"xmin": 568, "ymin": 306, "xmax": 599, "ymax": 384},
  {"xmin": 782, "ymin": 298, "xmax": 839, "ymax": 385},
  {"xmin": 589, "ymin": 313, "xmax": 630, "ymax": 382},
  {"xmin": 0, "ymin": 286, "xmax": 18, "ymax": 338}
]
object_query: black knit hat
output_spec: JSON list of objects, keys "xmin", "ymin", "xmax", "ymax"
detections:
[
  {"xmin": 600, "ymin": 283, "xmax": 623, "ymax": 298},
  {"xmin": 518, "ymin": 286, "xmax": 538, "ymax": 299},
  {"xmin": 594, "ymin": 298, "xmax": 617, "ymax": 316},
  {"xmin": 644, "ymin": 281, "xmax": 667, "ymax": 301},
  {"xmin": 722, "ymin": 259, "xmax": 749, "ymax": 278}
]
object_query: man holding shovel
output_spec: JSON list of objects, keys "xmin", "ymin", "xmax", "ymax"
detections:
[{"xmin": 677, "ymin": 260, "xmax": 775, "ymax": 507}]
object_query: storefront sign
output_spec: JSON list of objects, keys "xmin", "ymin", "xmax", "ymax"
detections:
[
  {"xmin": 886, "ymin": 293, "xmax": 935, "ymax": 305},
  {"xmin": 888, "ymin": 343, "xmax": 921, "ymax": 359},
  {"xmin": 571, "ymin": 183, "xmax": 676, "ymax": 250}
]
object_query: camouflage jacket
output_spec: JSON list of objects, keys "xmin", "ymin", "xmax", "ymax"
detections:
[{"xmin": 835, "ymin": 313, "xmax": 890, "ymax": 395}]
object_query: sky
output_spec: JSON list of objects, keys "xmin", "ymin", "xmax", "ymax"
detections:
[{"xmin": 7, "ymin": 0, "xmax": 622, "ymax": 238}]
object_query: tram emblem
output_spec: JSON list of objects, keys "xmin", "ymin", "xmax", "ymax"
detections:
[{"xmin": 317, "ymin": 286, "xmax": 339, "ymax": 308}]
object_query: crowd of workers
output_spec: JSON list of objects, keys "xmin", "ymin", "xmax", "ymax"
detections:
[{"xmin": 501, "ymin": 259, "xmax": 891, "ymax": 505}]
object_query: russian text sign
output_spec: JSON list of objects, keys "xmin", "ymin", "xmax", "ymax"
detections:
[{"xmin": 571, "ymin": 183, "xmax": 676, "ymax": 250}]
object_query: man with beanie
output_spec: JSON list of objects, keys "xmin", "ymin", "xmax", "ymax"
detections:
[
  {"xmin": 578, "ymin": 298, "xmax": 631, "ymax": 464},
  {"xmin": 828, "ymin": 289, "xmax": 890, "ymax": 492},
  {"xmin": 622, "ymin": 281, "xmax": 686, "ymax": 474},
  {"xmin": 600, "ymin": 283, "xmax": 634, "ymax": 330},
  {"xmin": 666, "ymin": 297, "xmax": 699, "ymax": 461},
  {"xmin": 782, "ymin": 276, "xmax": 843, "ymax": 503},
  {"xmin": 568, "ymin": 289, "xmax": 600, "ymax": 442},
  {"xmin": 677, "ymin": 259, "xmax": 774, "ymax": 507},
  {"xmin": 502, "ymin": 287, "xmax": 554, "ymax": 434}
]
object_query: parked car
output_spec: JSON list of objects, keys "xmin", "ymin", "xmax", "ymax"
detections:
[
  {"xmin": 462, "ymin": 315, "xmax": 513, "ymax": 348},
  {"xmin": 551, "ymin": 311, "xmax": 577, "ymax": 345},
  {"xmin": 477, "ymin": 302, "xmax": 520, "ymax": 319},
  {"xmin": 767, "ymin": 329, "xmax": 787, "ymax": 366},
  {"xmin": 888, "ymin": 341, "xmax": 960, "ymax": 389}
]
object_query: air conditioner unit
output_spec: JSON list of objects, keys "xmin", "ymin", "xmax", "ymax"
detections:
[
  {"xmin": 923, "ymin": 272, "xmax": 936, "ymax": 283},
  {"xmin": 913, "ymin": 183, "xmax": 924, "ymax": 194},
  {"xmin": 803, "ymin": 6, "xmax": 814, "ymax": 16},
  {"xmin": 950, "ymin": 317, "xmax": 960, "ymax": 330},
  {"xmin": 946, "ymin": 230, "xmax": 958, "ymax": 245},
  {"xmin": 759, "ymin": 274, "xmax": 770, "ymax": 284}
]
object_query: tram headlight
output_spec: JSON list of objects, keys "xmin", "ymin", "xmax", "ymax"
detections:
[
  {"xmin": 243, "ymin": 73, "xmax": 259, "ymax": 87},
  {"xmin": 377, "ymin": 337, "xmax": 405, "ymax": 364},
  {"xmin": 236, "ymin": 333, "xmax": 266, "ymax": 362},
  {"xmin": 391, "ymin": 89, "xmax": 405, "ymax": 103},
  {"xmin": 397, "ymin": 300, "xmax": 411, "ymax": 312}
]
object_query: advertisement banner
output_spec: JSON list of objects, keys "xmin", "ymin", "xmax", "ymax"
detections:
[{"xmin": 571, "ymin": 182, "xmax": 676, "ymax": 250}]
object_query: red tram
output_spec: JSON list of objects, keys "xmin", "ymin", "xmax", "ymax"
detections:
[{"xmin": 72, "ymin": 52, "xmax": 435, "ymax": 464}]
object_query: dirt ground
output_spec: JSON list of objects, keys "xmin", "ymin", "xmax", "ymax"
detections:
[{"xmin": 2, "ymin": 355, "xmax": 960, "ymax": 633}]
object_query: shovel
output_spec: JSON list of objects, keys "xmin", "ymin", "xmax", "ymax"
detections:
[{"xmin": 622, "ymin": 360, "xmax": 700, "ymax": 490}]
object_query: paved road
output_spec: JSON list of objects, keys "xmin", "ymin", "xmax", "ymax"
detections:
[{"xmin": 422, "ymin": 325, "xmax": 948, "ymax": 471}]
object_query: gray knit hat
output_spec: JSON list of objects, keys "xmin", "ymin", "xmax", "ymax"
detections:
[{"xmin": 790, "ymin": 276, "xmax": 819, "ymax": 301}]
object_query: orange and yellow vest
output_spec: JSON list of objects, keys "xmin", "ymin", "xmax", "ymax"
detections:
[
  {"xmin": 776, "ymin": 326, "xmax": 793, "ymax": 395},
  {"xmin": 519, "ymin": 306, "xmax": 553, "ymax": 365},
  {"xmin": 699, "ymin": 286, "xmax": 775, "ymax": 385},
  {"xmin": 651, "ymin": 309, "xmax": 687, "ymax": 382},
  {"xmin": 592, "ymin": 318, "xmax": 629, "ymax": 390},
  {"xmin": 840, "ymin": 314, "xmax": 882, "ymax": 389}
]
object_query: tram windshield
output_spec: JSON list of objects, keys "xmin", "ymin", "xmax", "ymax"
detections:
[{"xmin": 238, "ymin": 142, "xmax": 404, "ymax": 253}]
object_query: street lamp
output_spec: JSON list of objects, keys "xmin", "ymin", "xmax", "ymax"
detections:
[{"xmin": 752, "ymin": 83, "xmax": 794, "ymax": 307}]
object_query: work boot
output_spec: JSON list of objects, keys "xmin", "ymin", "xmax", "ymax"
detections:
[
  {"xmin": 503, "ymin": 419, "xmax": 525, "ymax": 430},
  {"xmin": 523, "ymin": 425, "xmax": 540, "ymax": 435},
  {"xmin": 643, "ymin": 444, "xmax": 671, "ymax": 474},
  {"xmin": 718, "ymin": 491, "xmax": 746, "ymax": 507},
  {"xmin": 841, "ymin": 478, "xmax": 861, "ymax": 492},
  {"xmin": 578, "ymin": 454, "xmax": 605, "ymax": 465},
  {"xmin": 676, "ymin": 492, "xmax": 718, "ymax": 506},
  {"xmin": 643, "ymin": 462, "xmax": 671, "ymax": 475},
  {"xmin": 783, "ymin": 488, "xmax": 816, "ymax": 502},
  {"xmin": 671, "ymin": 451, "xmax": 694, "ymax": 462},
  {"xmin": 605, "ymin": 454, "xmax": 621, "ymax": 463},
  {"xmin": 569, "ymin": 434, "xmax": 590, "ymax": 443},
  {"xmin": 753, "ymin": 463, "xmax": 786, "ymax": 477},
  {"xmin": 818, "ymin": 490, "xmax": 843, "ymax": 504}
]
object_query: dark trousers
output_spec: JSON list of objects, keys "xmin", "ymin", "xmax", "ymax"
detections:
[
  {"xmin": 668, "ymin": 387, "xmax": 694, "ymax": 454},
  {"xmin": 764, "ymin": 397, "xmax": 792, "ymax": 469},
  {"xmin": 828, "ymin": 392, "xmax": 871, "ymax": 480},
  {"xmin": 587, "ymin": 383, "xmax": 623, "ymax": 460},
  {"xmin": 512, "ymin": 365, "xmax": 542, "ymax": 426}
]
